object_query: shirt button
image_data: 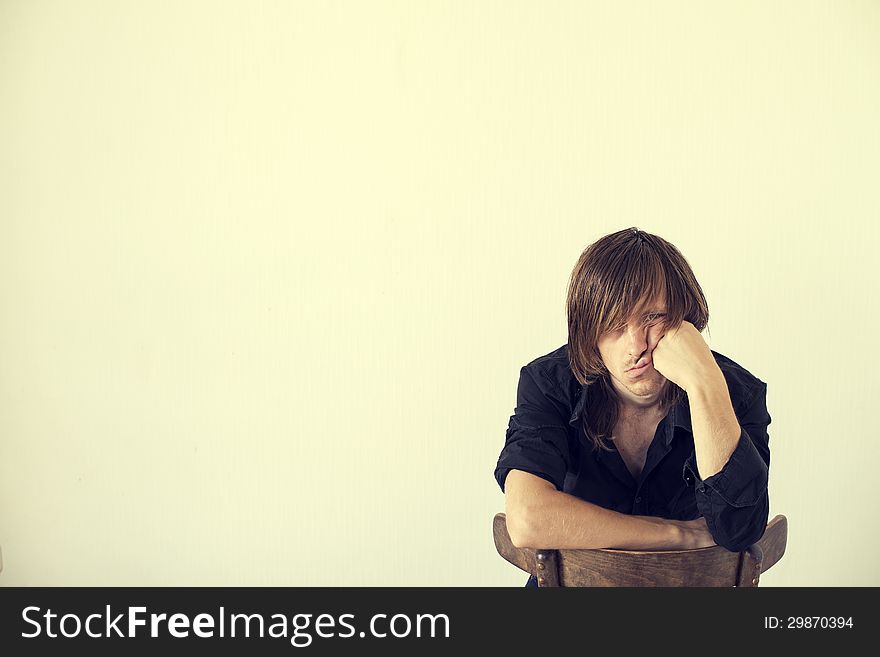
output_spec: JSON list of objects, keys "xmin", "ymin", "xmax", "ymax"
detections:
[{"xmin": 635, "ymin": 496, "xmax": 642, "ymax": 503}]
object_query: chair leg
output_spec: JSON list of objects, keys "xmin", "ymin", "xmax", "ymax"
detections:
[
  {"xmin": 735, "ymin": 544, "xmax": 764, "ymax": 587},
  {"xmin": 535, "ymin": 550, "xmax": 561, "ymax": 587}
]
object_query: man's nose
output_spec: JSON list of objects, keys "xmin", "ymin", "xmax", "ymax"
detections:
[{"xmin": 626, "ymin": 324, "xmax": 659, "ymax": 354}]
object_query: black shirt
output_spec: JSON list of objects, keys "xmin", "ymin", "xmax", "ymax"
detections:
[{"xmin": 494, "ymin": 343, "xmax": 771, "ymax": 556}]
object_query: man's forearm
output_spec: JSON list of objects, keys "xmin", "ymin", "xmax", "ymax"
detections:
[
  {"xmin": 685, "ymin": 365, "xmax": 742, "ymax": 480},
  {"xmin": 514, "ymin": 488, "xmax": 682, "ymax": 550}
]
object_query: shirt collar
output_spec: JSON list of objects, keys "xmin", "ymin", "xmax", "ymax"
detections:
[{"xmin": 568, "ymin": 381, "xmax": 692, "ymax": 445}]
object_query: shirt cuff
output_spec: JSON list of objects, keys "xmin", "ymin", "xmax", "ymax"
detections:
[{"xmin": 682, "ymin": 427, "xmax": 769, "ymax": 508}]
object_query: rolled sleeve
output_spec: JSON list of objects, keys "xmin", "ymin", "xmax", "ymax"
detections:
[
  {"xmin": 494, "ymin": 366, "xmax": 572, "ymax": 493},
  {"xmin": 682, "ymin": 382, "xmax": 772, "ymax": 552}
]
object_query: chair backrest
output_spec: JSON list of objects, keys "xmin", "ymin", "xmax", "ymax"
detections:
[{"xmin": 493, "ymin": 513, "xmax": 787, "ymax": 587}]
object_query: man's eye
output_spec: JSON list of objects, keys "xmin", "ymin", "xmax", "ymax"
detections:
[{"xmin": 609, "ymin": 314, "xmax": 664, "ymax": 333}]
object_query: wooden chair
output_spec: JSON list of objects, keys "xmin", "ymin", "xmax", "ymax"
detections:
[{"xmin": 493, "ymin": 512, "xmax": 787, "ymax": 587}]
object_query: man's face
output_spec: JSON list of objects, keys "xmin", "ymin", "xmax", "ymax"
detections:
[{"xmin": 596, "ymin": 294, "xmax": 669, "ymax": 404}]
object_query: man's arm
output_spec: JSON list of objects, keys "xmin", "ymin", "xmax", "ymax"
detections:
[
  {"xmin": 688, "ymin": 368, "xmax": 742, "ymax": 480},
  {"xmin": 684, "ymin": 371, "xmax": 771, "ymax": 553},
  {"xmin": 651, "ymin": 322, "xmax": 772, "ymax": 553},
  {"xmin": 504, "ymin": 470, "xmax": 710, "ymax": 550}
]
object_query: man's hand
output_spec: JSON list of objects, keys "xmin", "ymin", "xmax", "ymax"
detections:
[
  {"xmin": 650, "ymin": 320, "xmax": 720, "ymax": 392},
  {"xmin": 669, "ymin": 516, "xmax": 717, "ymax": 550}
]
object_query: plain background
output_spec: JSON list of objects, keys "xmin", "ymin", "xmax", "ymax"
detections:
[{"xmin": 1, "ymin": 0, "xmax": 878, "ymax": 586}]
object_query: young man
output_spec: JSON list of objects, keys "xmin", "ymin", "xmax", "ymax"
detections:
[{"xmin": 494, "ymin": 227, "xmax": 771, "ymax": 586}]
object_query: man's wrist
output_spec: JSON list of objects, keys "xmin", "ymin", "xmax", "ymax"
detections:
[
  {"xmin": 683, "ymin": 359, "xmax": 725, "ymax": 395},
  {"xmin": 667, "ymin": 518, "xmax": 689, "ymax": 550}
]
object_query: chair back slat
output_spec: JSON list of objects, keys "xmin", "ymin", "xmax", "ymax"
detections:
[{"xmin": 558, "ymin": 544, "xmax": 741, "ymax": 587}]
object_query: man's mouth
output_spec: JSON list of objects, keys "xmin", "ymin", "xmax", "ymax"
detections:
[{"xmin": 627, "ymin": 359, "xmax": 652, "ymax": 372}]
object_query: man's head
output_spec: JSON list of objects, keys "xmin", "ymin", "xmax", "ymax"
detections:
[{"xmin": 566, "ymin": 227, "xmax": 709, "ymax": 421}]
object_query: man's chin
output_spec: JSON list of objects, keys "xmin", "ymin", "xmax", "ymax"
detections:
[
  {"xmin": 611, "ymin": 371, "xmax": 667, "ymax": 395},
  {"xmin": 629, "ymin": 375, "xmax": 668, "ymax": 393}
]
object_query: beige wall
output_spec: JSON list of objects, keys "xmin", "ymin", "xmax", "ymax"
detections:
[{"xmin": 1, "ymin": 0, "xmax": 877, "ymax": 586}]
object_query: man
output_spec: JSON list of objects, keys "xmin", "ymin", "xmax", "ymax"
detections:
[{"xmin": 494, "ymin": 227, "xmax": 771, "ymax": 587}]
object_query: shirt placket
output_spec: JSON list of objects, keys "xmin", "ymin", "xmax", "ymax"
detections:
[{"xmin": 631, "ymin": 415, "xmax": 675, "ymax": 515}]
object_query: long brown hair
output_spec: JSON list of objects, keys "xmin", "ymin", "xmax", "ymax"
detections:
[{"xmin": 566, "ymin": 227, "xmax": 710, "ymax": 453}]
